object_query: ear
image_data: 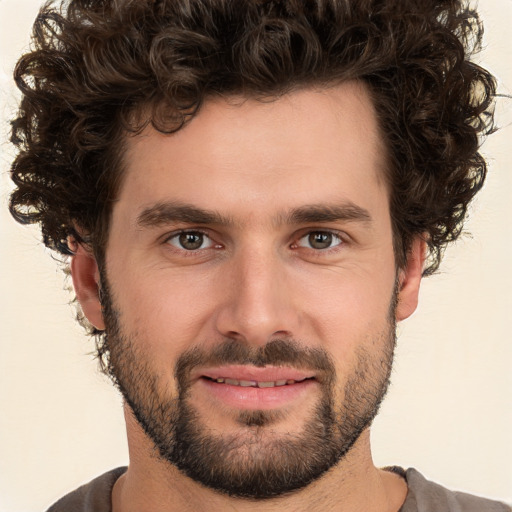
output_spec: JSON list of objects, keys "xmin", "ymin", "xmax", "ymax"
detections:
[
  {"xmin": 395, "ymin": 237, "xmax": 426, "ymax": 322},
  {"xmin": 70, "ymin": 243, "xmax": 105, "ymax": 330}
]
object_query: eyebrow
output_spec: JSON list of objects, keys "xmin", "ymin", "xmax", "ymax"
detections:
[
  {"xmin": 136, "ymin": 201, "xmax": 372, "ymax": 229},
  {"xmin": 282, "ymin": 203, "xmax": 372, "ymax": 225},
  {"xmin": 137, "ymin": 202, "xmax": 234, "ymax": 228}
]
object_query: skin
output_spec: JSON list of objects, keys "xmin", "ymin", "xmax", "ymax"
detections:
[{"xmin": 72, "ymin": 81, "xmax": 425, "ymax": 511}]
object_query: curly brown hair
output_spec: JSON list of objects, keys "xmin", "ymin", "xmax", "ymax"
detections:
[{"xmin": 10, "ymin": 0, "xmax": 496, "ymax": 276}]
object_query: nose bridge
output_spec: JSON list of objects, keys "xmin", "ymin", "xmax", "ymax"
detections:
[{"xmin": 215, "ymin": 242, "xmax": 297, "ymax": 345}]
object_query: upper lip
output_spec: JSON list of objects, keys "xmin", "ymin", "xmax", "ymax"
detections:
[{"xmin": 191, "ymin": 365, "xmax": 316, "ymax": 383}]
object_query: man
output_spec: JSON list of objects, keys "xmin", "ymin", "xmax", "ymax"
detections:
[{"xmin": 6, "ymin": 0, "xmax": 510, "ymax": 511}]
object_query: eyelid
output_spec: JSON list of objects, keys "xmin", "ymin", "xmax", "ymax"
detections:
[
  {"xmin": 163, "ymin": 228, "xmax": 219, "ymax": 251},
  {"xmin": 292, "ymin": 228, "xmax": 348, "ymax": 251}
]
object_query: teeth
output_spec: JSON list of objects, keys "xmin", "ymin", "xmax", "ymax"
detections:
[
  {"xmin": 257, "ymin": 381, "xmax": 275, "ymax": 388},
  {"xmin": 210, "ymin": 377, "xmax": 307, "ymax": 387},
  {"xmin": 239, "ymin": 380, "xmax": 257, "ymax": 387}
]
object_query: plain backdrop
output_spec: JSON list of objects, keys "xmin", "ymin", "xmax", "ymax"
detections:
[{"xmin": 1, "ymin": 1, "xmax": 511, "ymax": 511}]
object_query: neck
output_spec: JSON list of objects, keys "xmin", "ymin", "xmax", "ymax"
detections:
[{"xmin": 112, "ymin": 408, "xmax": 407, "ymax": 512}]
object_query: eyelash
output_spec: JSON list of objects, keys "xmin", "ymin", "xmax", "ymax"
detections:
[
  {"xmin": 162, "ymin": 229, "xmax": 347, "ymax": 255},
  {"xmin": 164, "ymin": 229, "xmax": 221, "ymax": 253},
  {"xmin": 293, "ymin": 230, "xmax": 345, "ymax": 252}
]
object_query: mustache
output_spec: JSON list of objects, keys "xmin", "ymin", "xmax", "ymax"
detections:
[{"xmin": 175, "ymin": 338, "xmax": 335, "ymax": 386}]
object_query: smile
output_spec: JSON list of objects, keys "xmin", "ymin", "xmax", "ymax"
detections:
[
  {"xmin": 196, "ymin": 368, "xmax": 319, "ymax": 410},
  {"xmin": 202, "ymin": 376, "xmax": 313, "ymax": 388}
]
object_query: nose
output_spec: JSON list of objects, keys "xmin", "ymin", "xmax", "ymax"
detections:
[{"xmin": 214, "ymin": 245, "xmax": 300, "ymax": 346}]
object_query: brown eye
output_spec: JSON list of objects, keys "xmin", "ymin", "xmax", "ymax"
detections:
[
  {"xmin": 297, "ymin": 231, "xmax": 342, "ymax": 250},
  {"xmin": 179, "ymin": 232, "xmax": 203, "ymax": 250},
  {"xmin": 167, "ymin": 231, "xmax": 213, "ymax": 251},
  {"xmin": 309, "ymin": 232, "xmax": 332, "ymax": 249}
]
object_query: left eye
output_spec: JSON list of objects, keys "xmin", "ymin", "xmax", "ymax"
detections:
[
  {"xmin": 297, "ymin": 231, "xmax": 343, "ymax": 250},
  {"xmin": 166, "ymin": 231, "xmax": 215, "ymax": 251}
]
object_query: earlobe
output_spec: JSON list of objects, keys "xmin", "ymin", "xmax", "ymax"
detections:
[
  {"xmin": 395, "ymin": 237, "xmax": 426, "ymax": 322},
  {"xmin": 70, "ymin": 243, "xmax": 105, "ymax": 330}
]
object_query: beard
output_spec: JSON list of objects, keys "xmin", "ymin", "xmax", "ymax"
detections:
[{"xmin": 99, "ymin": 276, "xmax": 397, "ymax": 500}]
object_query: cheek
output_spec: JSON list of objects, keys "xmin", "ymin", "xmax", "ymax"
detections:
[
  {"xmin": 298, "ymin": 262, "xmax": 395, "ymax": 325},
  {"xmin": 110, "ymin": 267, "xmax": 224, "ymax": 354},
  {"xmin": 309, "ymin": 295, "xmax": 390, "ymax": 361}
]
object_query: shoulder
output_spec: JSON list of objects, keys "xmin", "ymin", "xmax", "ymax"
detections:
[
  {"xmin": 45, "ymin": 467, "xmax": 127, "ymax": 512},
  {"xmin": 401, "ymin": 468, "xmax": 511, "ymax": 512}
]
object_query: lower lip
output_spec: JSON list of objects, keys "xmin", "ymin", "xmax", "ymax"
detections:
[{"xmin": 197, "ymin": 378, "xmax": 318, "ymax": 410}]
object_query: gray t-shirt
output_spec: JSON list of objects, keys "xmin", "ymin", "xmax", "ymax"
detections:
[{"xmin": 46, "ymin": 466, "xmax": 511, "ymax": 511}]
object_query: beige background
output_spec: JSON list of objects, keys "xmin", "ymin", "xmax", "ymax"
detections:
[{"xmin": 1, "ymin": 1, "xmax": 511, "ymax": 511}]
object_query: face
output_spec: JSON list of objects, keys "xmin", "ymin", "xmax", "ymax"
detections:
[{"xmin": 74, "ymin": 82, "xmax": 423, "ymax": 498}]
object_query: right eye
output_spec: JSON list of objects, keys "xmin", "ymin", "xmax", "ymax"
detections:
[{"xmin": 166, "ymin": 231, "xmax": 215, "ymax": 251}]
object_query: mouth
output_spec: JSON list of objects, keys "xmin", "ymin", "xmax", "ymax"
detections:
[
  {"xmin": 202, "ymin": 376, "xmax": 314, "ymax": 388},
  {"xmin": 193, "ymin": 366, "xmax": 319, "ymax": 411},
  {"xmin": 194, "ymin": 364, "xmax": 316, "ymax": 385}
]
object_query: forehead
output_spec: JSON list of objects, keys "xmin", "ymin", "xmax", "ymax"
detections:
[{"xmin": 118, "ymin": 81, "xmax": 388, "ymax": 225}]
